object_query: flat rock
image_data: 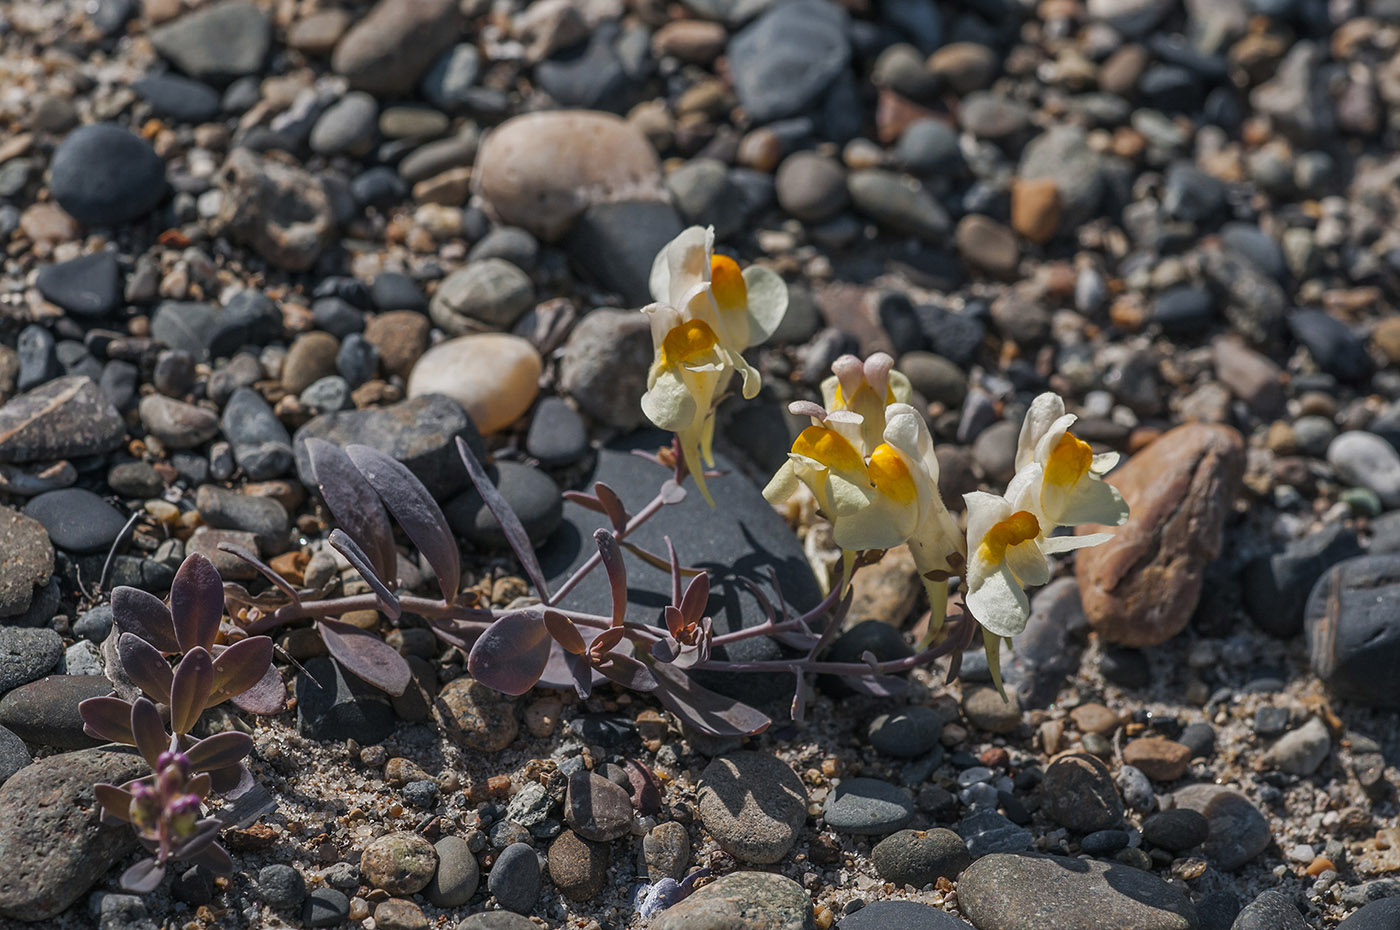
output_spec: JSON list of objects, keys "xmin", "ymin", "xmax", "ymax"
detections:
[
  {"xmin": 1169, "ymin": 785, "xmax": 1270, "ymax": 871},
  {"xmin": 24, "ymin": 488, "xmax": 129, "ymax": 554},
  {"xmin": 0, "ymin": 627, "xmax": 62, "ymax": 694},
  {"xmin": 697, "ymin": 752, "xmax": 808, "ymax": 864},
  {"xmin": 1076, "ymin": 423, "xmax": 1244, "ymax": 647},
  {"xmin": 150, "ymin": 0, "xmax": 270, "ymax": 83},
  {"xmin": 840, "ymin": 902, "xmax": 973, "ymax": 929},
  {"xmin": 727, "ymin": 0, "xmax": 850, "ymax": 123},
  {"xmin": 958, "ymin": 852, "xmax": 1198, "ymax": 930},
  {"xmin": 293, "ymin": 393, "xmax": 485, "ymax": 499},
  {"xmin": 1305, "ymin": 554, "xmax": 1400, "ymax": 708},
  {"xmin": 0, "ymin": 507, "xmax": 53, "ymax": 618},
  {"xmin": 0, "ymin": 376, "xmax": 125, "ymax": 464},
  {"xmin": 474, "ymin": 111, "xmax": 667, "ymax": 242},
  {"xmin": 0, "ymin": 748, "xmax": 148, "ymax": 920},
  {"xmin": 332, "ymin": 0, "xmax": 461, "ymax": 96},
  {"xmin": 652, "ymin": 871, "xmax": 815, "ymax": 930},
  {"xmin": 824, "ymin": 778, "xmax": 915, "ymax": 835},
  {"xmin": 49, "ymin": 124, "xmax": 167, "ymax": 227},
  {"xmin": 35, "ymin": 252, "xmax": 122, "ymax": 318}
]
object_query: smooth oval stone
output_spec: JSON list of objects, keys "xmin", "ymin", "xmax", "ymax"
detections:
[
  {"xmin": 0, "ymin": 726, "xmax": 31, "ymax": 784},
  {"xmin": 564, "ymin": 770, "xmax": 634, "ymax": 842},
  {"xmin": 362, "ymin": 832, "xmax": 437, "ymax": 895},
  {"xmin": 474, "ymin": 110, "xmax": 667, "ymax": 241},
  {"xmin": 1232, "ymin": 890, "xmax": 1308, "ymax": 930},
  {"xmin": 24, "ymin": 488, "xmax": 128, "ymax": 554},
  {"xmin": 221, "ymin": 386, "xmax": 294, "ymax": 479},
  {"xmin": 487, "ymin": 842, "xmax": 540, "ymax": 914},
  {"xmin": 525, "ymin": 396, "xmax": 588, "ymax": 467},
  {"xmin": 406, "ymin": 333, "xmax": 541, "ymax": 435},
  {"xmin": 697, "ymin": 752, "xmax": 808, "ymax": 865},
  {"xmin": 0, "ymin": 628, "xmax": 62, "ymax": 694},
  {"xmin": 139, "ymin": 394, "xmax": 219, "ymax": 449},
  {"xmin": 0, "ymin": 376, "xmax": 125, "ymax": 464},
  {"xmin": 132, "ymin": 74, "xmax": 222, "ymax": 122},
  {"xmin": 429, "ymin": 259, "xmax": 535, "ymax": 334},
  {"xmin": 1338, "ymin": 899, "xmax": 1400, "ymax": 929},
  {"xmin": 872, "ymin": 829, "xmax": 971, "ymax": 887},
  {"xmin": 868, "ymin": 705, "xmax": 945, "ymax": 758},
  {"xmin": 48, "ymin": 124, "xmax": 167, "ymax": 226},
  {"xmin": 426, "ymin": 835, "xmax": 479, "ymax": 907},
  {"xmin": 839, "ymin": 901, "xmax": 974, "ymax": 929},
  {"xmin": 824, "ymin": 778, "xmax": 915, "ymax": 835},
  {"xmin": 652, "ymin": 872, "xmax": 812, "ymax": 930},
  {"xmin": 0, "ymin": 507, "xmax": 53, "ymax": 620},
  {"xmin": 1170, "ymin": 784, "xmax": 1271, "ymax": 871},
  {"xmin": 331, "ymin": 0, "xmax": 460, "ymax": 96},
  {"xmin": 1305, "ymin": 554, "xmax": 1400, "ymax": 709},
  {"xmin": 0, "ymin": 676, "xmax": 112, "ymax": 749},
  {"xmin": 35, "ymin": 252, "xmax": 122, "ymax": 318},
  {"xmin": 727, "ymin": 0, "xmax": 850, "ymax": 123},
  {"xmin": 1328, "ymin": 432, "xmax": 1400, "ymax": 509},
  {"xmin": 963, "ymin": 853, "xmax": 1197, "ymax": 929}
]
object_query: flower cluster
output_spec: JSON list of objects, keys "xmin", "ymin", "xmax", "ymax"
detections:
[
  {"xmin": 640, "ymin": 226, "xmax": 787, "ymax": 504},
  {"xmin": 767, "ymin": 360, "xmax": 1129, "ymax": 691}
]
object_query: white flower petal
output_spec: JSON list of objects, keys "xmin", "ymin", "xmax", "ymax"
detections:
[
  {"xmin": 909, "ymin": 497, "xmax": 964, "ymax": 577},
  {"xmin": 966, "ymin": 565, "xmax": 1031, "ymax": 637},
  {"xmin": 763, "ymin": 461, "xmax": 800, "ymax": 504},
  {"xmin": 1091, "ymin": 451, "xmax": 1120, "ymax": 474},
  {"xmin": 662, "ymin": 226, "xmax": 713, "ymax": 308},
  {"xmin": 742, "ymin": 265, "xmax": 788, "ymax": 347},
  {"xmin": 1016, "ymin": 393, "xmax": 1066, "ymax": 471},
  {"xmin": 964, "ymin": 491, "xmax": 1013, "ymax": 565},
  {"xmin": 1004, "ymin": 539, "xmax": 1051, "ymax": 587},
  {"xmin": 1031, "ymin": 413, "xmax": 1079, "ymax": 466},
  {"xmin": 1041, "ymin": 531, "xmax": 1115, "ymax": 553},
  {"xmin": 888, "ymin": 370, "xmax": 913, "ymax": 406},
  {"xmin": 1050, "ymin": 475, "xmax": 1129, "ymax": 527},
  {"xmin": 1004, "ymin": 462, "xmax": 1044, "ymax": 513},
  {"xmin": 832, "ymin": 494, "xmax": 915, "ymax": 552},
  {"xmin": 640, "ymin": 369, "xmax": 699, "ymax": 431}
]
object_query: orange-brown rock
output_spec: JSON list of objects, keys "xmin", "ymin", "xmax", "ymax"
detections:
[
  {"xmin": 1076, "ymin": 423, "xmax": 1245, "ymax": 647},
  {"xmin": 1123, "ymin": 737, "xmax": 1192, "ymax": 781}
]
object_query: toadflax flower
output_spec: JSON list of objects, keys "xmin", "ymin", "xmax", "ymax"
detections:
[
  {"xmin": 1014, "ymin": 392, "xmax": 1130, "ymax": 529},
  {"xmin": 641, "ymin": 226, "xmax": 788, "ymax": 504}
]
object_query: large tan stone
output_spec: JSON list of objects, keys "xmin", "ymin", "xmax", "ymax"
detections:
[
  {"xmin": 473, "ymin": 111, "xmax": 667, "ymax": 241},
  {"xmin": 406, "ymin": 334, "xmax": 541, "ymax": 435},
  {"xmin": 1076, "ymin": 422, "xmax": 1244, "ymax": 646}
]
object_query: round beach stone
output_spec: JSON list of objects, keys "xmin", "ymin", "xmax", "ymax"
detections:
[
  {"xmin": 361, "ymin": 831, "xmax": 438, "ymax": 895},
  {"xmin": 962, "ymin": 685, "xmax": 1022, "ymax": 733},
  {"xmin": 0, "ymin": 628, "xmax": 62, "ymax": 694},
  {"xmin": 257, "ymin": 864, "xmax": 306, "ymax": 910},
  {"xmin": 488, "ymin": 842, "xmax": 541, "ymax": 914},
  {"xmin": 1328, "ymin": 431, "xmax": 1400, "ymax": 509},
  {"xmin": 475, "ymin": 111, "xmax": 667, "ymax": 241},
  {"xmin": 35, "ymin": 252, "xmax": 122, "ymax": 318},
  {"xmin": 697, "ymin": 751, "xmax": 808, "ymax": 864},
  {"xmin": 407, "ymin": 333, "xmax": 541, "ymax": 435},
  {"xmin": 426, "ymin": 835, "xmax": 479, "ymax": 907},
  {"xmin": 958, "ymin": 852, "xmax": 1198, "ymax": 930},
  {"xmin": 331, "ymin": 0, "xmax": 460, "ymax": 96},
  {"xmin": 430, "ymin": 259, "xmax": 535, "ymax": 334},
  {"xmin": 651, "ymin": 872, "xmax": 812, "ymax": 930},
  {"xmin": 557, "ymin": 309, "xmax": 652, "ymax": 430},
  {"xmin": 548, "ymin": 830, "xmax": 608, "ymax": 901},
  {"xmin": 868, "ymin": 705, "xmax": 945, "ymax": 758},
  {"xmin": 23, "ymin": 489, "xmax": 128, "ymax": 555},
  {"xmin": 643, "ymin": 820, "xmax": 690, "ymax": 882},
  {"xmin": 1142, "ymin": 809, "xmax": 1209, "ymax": 852},
  {"xmin": 839, "ymin": 901, "xmax": 974, "ymax": 929},
  {"xmin": 565, "ymin": 770, "xmax": 634, "ymax": 842},
  {"xmin": 433, "ymin": 677, "xmax": 518, "ymax": 752},
  {"xmin": 824, "ymin": 778, "xmax": 915, "ymax": 835},
  {"xmin": 49, "ymin": 124, "xmax": 166, "ymax": 227},
  {"xmin": 1122, "ymin": 737, "xmax": 1193, "ymax": 781},
  {"xmin": 872, "ymin": 828, "xmax": 971, "ymax": 887},
  {"xmin": 0, "ymin": 508, "xmax": 53, "ymax": 619},
  {"xmin": 1170, "ymin": 784, "xmax": 1271, "ymax": 871},
  {"xmin": 525, "ymin": 396, "xmax": 589, "ymax": 467},
  {"xmin": 776, "ymin": 152, "xmax": 848, "ymax": 223},
  {"xmin": 1041, "ymin": 753, "xmax": 1124, "ymax": 833}
]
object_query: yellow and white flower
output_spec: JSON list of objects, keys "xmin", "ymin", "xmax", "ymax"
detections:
[
  {"xmin": 641, "ymin": 226, "xmax": 788, "ymax": 504},
  {"xmin": 820, "ymin": 353, "xmax": 913, "ymax": 453},
  {"xmin": 1015, "ymin": 393, "xmax": 1129, "ymax": 530}
]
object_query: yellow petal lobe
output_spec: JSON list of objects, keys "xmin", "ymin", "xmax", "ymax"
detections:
[
  {"xmin": 1045, "ymin": 431, "xmax": 1093, "ymax": 490},
  {"xmin": 978, "ymin": 510, "xmax": 1041, "ymax": 564},
  {"xmin": 867, "ymin": 443, "xmax": 917, "ymax": 505},
  {"xmin": 791, "ymin": 425, "xmax": 865, "ymax": 473},
  {"xmin": 710, "ymin": 254, "xmax": 747, "ymax": 311},
  {"xmin": 658, "ymin": 319, "xmax": 719, "ymax": 368}
]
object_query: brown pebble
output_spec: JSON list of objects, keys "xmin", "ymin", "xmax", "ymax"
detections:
[{"xmin": 1122, "ymin": 737, "xmax": 1192, "ymax": 781}]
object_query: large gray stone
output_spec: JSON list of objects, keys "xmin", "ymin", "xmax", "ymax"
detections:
[{"xmin": 652, "ymin": 872, "xmax": 815, "ymax": 930}]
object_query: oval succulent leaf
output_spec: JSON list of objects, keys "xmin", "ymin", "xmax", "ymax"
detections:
[
  {"xmin": 328, "ymin": 529, "xmax": 401, "ymax": 620},
  {"xmin": 189, "ymin": 841, "xmax": 234, "ymax": 875},
  {"xmin": 650, "ymin": 662, "xmax": 771, "ymax": 737},
  {"xmin": 210, "ymin": 637, "xmax": 275, "ymax": 705},
  {"xmin": 130, "ymin": 697, "xmax": 168, "ymax": 768},
  {"xmin": 593, "ymin": 482, "xmax": 628, "ymax": 531},
  {"xmin": 678, "ymin": 572, "xmax": 710, "ymax": 625},
  {"xmin": 228, "ymin": 661, "xmax": 287, "ymax": 715},
  {"xmin": 170, "ymin": 647, "xmax": 215, "ymax": 734},
  {"xmin": 80, "ymin": 696, "xmax": 136, "ymax": 746},
  {"xmin": 347, "ymin": 444, "xmax": 460, "ymax": 603},
  {"xmin": 467, "ymin": 609, "xmax": 551, "ymax": 696},
  {"xmin": 318, "ymin": 617, "xmax": 413, "ymax": 696},
  {"xmin": 594, "ymin": 529, "xmax": 627, "ymax": 628},
  {"xmin": 170, "ymin": 554, "xmax": 225, "ymax": 652},
  {"xmin": 455, "ymin": 436, "xmax": 551, "ymax": 602},
  {"xmin": 597, "ymin": 654, "xmax": 657, "ymax": 692},
  {"xmin": 186, "ymin": 732, "xmax": 254, "ymax": 773},
  {"xmin": 117, "ymin": 633, "xmax": 173, "ymax": 704},
  {"xmin": 121, "ymin": 858, "xmax": 166, "ymax": 894},
  {"xmin": 93, "ymin": 783, "xmax": 135, "ymax": 822},
  {"xmin": 111, "ymin": 586, "xmax": 179, "ymax": 653},
  {"xmin": 542, "ymin": 609, "xmax": 586, "ymax": 655},
  {"xmin": 172, "ymin": 819, "xmax": 223, "ymax": 859},
  {"xmin": 307, "ymin": 438, "xmax": 398, "ymax": 583}
]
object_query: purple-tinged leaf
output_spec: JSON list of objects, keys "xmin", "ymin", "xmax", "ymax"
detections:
[
  {"xmin": 130, "ymin": 697, "xmax": 168, "ymax": 768},
  {"xmin": 348, "ymin": 444, "xmax": 460, "ymax": 603},
  {"xmin": 678, "ymin": 573, "xmax": 709, "ymax": 625},
  {"xmin": 466, "ymin": 609, "xmax": 551, "ymax": 696},
  {"xmin": 594, "ymin": 530, "xmax": 627, "ymax": 627},
  {"xmin": 859, "ymin": 650, "xmax": 880, "ymax": 672},
  {"xmin": 215, "ymin": 543, "xmax": 300, "ymax": 603},
  {"xmin": 329, "ymin": 529, "xmax": 402, "ymax": 620},
  {"xmin": 94, "ymin": 783, "xmax": 135, "ymax": 822},
  {"xmin": 121, "ymin": 858, "xmax": 166, "ymax": 894},
  {"xmin": 844, "ymin": 674, "xmax": 908, "ymax": 698},
  {"xmin": 790, "ymin": 672, "xmax": 807, "ymax": 723},
  {"xmin": 186, "ymin": 771, "xmax": 212, "ymax": 800},
  {"xmin": 171, "ymin": 819, "xmax": 222, "ymax": 859},
  {"xmin": 189, "ymin": 840, "xmax": 234, "ymax": 875},
  {"xmin": 592, "ymin": 626, "xmax": 625, "ymax": 655},
  {"xmin": 542, "ymin": 609, "xmax": 586, "ymax": 655},
  {"xmin": 318, "ymin": 617, "xmax": 413, "ymax": 696},
  {"xmin": 562, "ymin": 491, "xmax": 606, "ymax": 515},
  {"xmin": 186, "ymin": 732, "xmax": 253, "ymax": 773},
  {"xmin": 538, "ymin": 627, "xmax": 634, "ymax": 691},
  {"xmin": 662, "ymin": 605, "xmax": 685, "ymax": 640},
  {"xmin": 170, "ymin": 555, "xmax": 225, "ymax": 652},
  {"xmin": 597, "ymin": 654, "xmax": 657, "ymax": 692},
  {"xmin": 658, "ymin": 480, "xmax": 686, "ymax": 505},
  {"xmin": 620, "ymin": 542, "xmax": 706, "ymax": 578},
  {"xmin": 306, "ymin": 438, "xmax": 397, "ymax": 583},
  {"xmin": 81, "ymin": 696, "xmax": 135, "ymax": 745},
  {"xmin": 651, "ymin": 638, "xmax": 679, "ymax": 663},
  {"xmin": 210, "ymin": 637, "xmax": 275, "ymax": 705},
  {"xmin": 170, "ymin": 648, "xmax": 214, "ymax": 734},
  {"xmin": 455, "ymin": 436, "xmax": 550, "ymax": 603},
  {"xmin": 111, "ymin": 586, "xmax": 179, "ymax": 653},
  {"xmin": 594, "ymin": 482, "xmax": 627, "ymax": 531},
  {"xmin": 117, "ymin": 633, "xmax": 173, "ymax": 704},
  {"xmin": 667, "ymin": 537, "xmax": 681, "ymax": 609},
  {"xmin": 204, "ymin": 763, "xmax": 245, "ymax": 795},
  {"xmin": 228, "ymin": 661, "xmax": 286, "ymax": 715},
  {"xmin": 564, "ymin": 650, "xmax": 593, "ymax": 700},
  {"xmin": 650, "ymin": 662, "xmax": 771, "ymax": 737}
]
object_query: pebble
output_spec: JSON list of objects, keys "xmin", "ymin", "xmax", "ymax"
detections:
[
  {"xmin": 433, "ymin": 677, "xmax": 518, "ymax": 752},
  {"xmin": 1305, "ymin": 554, "xmax": 1400, "ymax": 708},
  {"xmin": 1116, "ymin": 765, "xmax": 1156, "ymax": 814},
  {"xmin": 0, "ymin": 748, "xmax": 148, "ymax": 921},
  {"xmin": 426, "ymin": 835, "xmax": 479, "ymax": 907},
  {"xmin": 839, "ymin": 901, "xmax": 973, "ymax": 929},
  {"xmin": 302, "ymin": 888, "xmax": 350, "ymax": 928},
  {"xmin": 525, "ymin": 397, "xmax": 589, "ymax": 468},
  {"xmin": 728, "ymin": 0, "xmax": 850, "ymax": 123},
  {"xmin": 1338, "ymin": 900, "xmax": 1400, "ymax": 929},
  {"xmin": 0, "ymin": 628, "xmax": 62, "ymax": 694},
  {"xmin": 150, "ymin": 0, "xmax": 268, "ymax": 82},
  {"xmin": 1262, "ymin": 717, "xmax": 1331, "ymax": 775},
  {"xmin": 361, "ymin": 832, "xmax": 437, "ymax": 895},
  {"xmin": 457, "ymin": 914, "xmax": 537, "ymax": 930},
  {"xmin": 1122, "ymin": 737, "xmax": 1192, "ymax": 781},
  {"xmin": 0, "ymin": 726, "xmax": 31, "ymax": 784},
  {"xmin": 697, "ymin": 751, "xmax": 808, "ymax": 864},
  {"xmin": 48, "ymin": 124, "xmax": 166, "ymax": 227},
  {"xmin": 221, "ymin": 387, "xmax": 294, "ymax": 480},
  {"xmin": 488, "ymin": 842, "xmax": 541, "ymax": 914},
  {"xmin": 652, "ymin": 872, "xmax": 812, "ymax": 930},
  {"xmin": 1231, "ymin": 890, "xmax": 1308, "ymax": 930},
  {"xmin": 872, "ymin": 828, "xmax": 970, "ymax": 886},
  {"xmin": 24, "ymin": 489, "xmax": 128, "ymax": 555},
  {"xmin": 1328, "ymin": 432, "xmax": 1400, "ymax": 509},
  {"xmin": 139, "ymin": 394, "xmax": 220, "ymax": 449},
  {"xmin": 547, "ymin": 830, "xmax": 608, "ymax": 901},
  {"xmin": 257, "ymin": 864, "xmax": 306, "ymax": 910},
  {"xmin": 959, "ymin": 852, "xmax": 1198, "ymax": 930},
  {"xmin": 375, "ymin": 898, "xmax": 428, "ymax": 930},
  {"xmin": 332, "ymin": 0, "xmax": 460, "ymax": 95},
  {"xmin": 1077, "ymin": 423, "xmax": 1245, "ymax": 646},
  {"xmin": 35, "ymin": 253, "xmax": 122, "ymax": 319},
  {"xmin": 1243, "ymin": 522, "xmax": 1360, "ymax": 639},
  {"xmin": 1042, "ymin": 753, "xmax": 1124, "ymax": 833},
  {"xmin": 962, "ymin": 686, "xmax": 1022, "ymax": 734},
  {"xmin": 848, "ymin": 170, "xmax": 951, "ymax": 241},
  {"xmin": 1142, "ymin": 810, "xmax": 1210, "ymax": 852},
  {"xmin": 430, "ymin": 260, "xmax": 535, "ymax": 335},
  {"xmin": 643, "ymin": 821, "xmax": 690, "ymax": 882},
  {"xmin": 565, "ymin": 770, "xmax": 634, "ymax": 842},
  {"xmin": 776, "ymin": 152, "xmax": 848, "ymax": 223},
  {"xmin": 406, "ymin": 333, "xmax": 542, "ymax": 436},
  {"xmin": 1170, "ymin": 785, "xmax": 1271, "ymax": 870},
  {"xmin": 868, "ymin": 705, "xmax": 946, "ymax": 758},
  {"xmin": 563, "ymin": 200, "xmax": 685, "ymax": 304},
  {"xmin": 0, "ymin": 508, "xmax": 53, "ymax": 620},
  {"xmin": 557, "ymin": 310, "xmax": 653, "ymax": 430},
  {"xmin": 294, "ymin": 656, "xmax": 395, "ymax": 744},
  {"xmin": 0, "ymin": 377, "xmax": 126, "ymax": 464},
  {"xmin": 363, "ymin": 311, "xmax": 430, "ymax": 380},
  {"xmin": 824, "ymin": 778, "xmax": 915, "ymax": 835}
]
